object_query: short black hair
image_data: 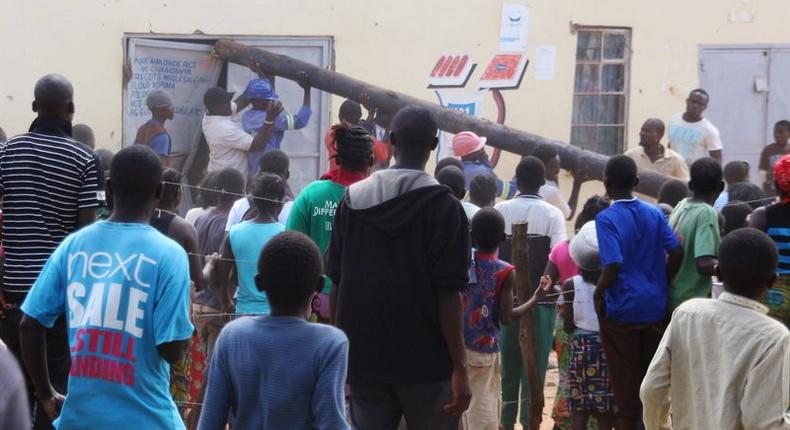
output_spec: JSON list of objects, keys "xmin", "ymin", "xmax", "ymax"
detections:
[
  {"xmin": 109, "ymin": 145, "xmax": 162, "ymax": 207},
  {"xmin": 251, "ymin": 172, "xmax": 285, "ymax": 215},
  {"xmin": 257, "ymin": 231, "xmax": 323, "ymax": 308},
  {"xmin": 72, "ymin": 124, "xmax": 95, "ymax": 149},
  {"xmin": 258, "ymin": 149, "xmax": 290, "ymax": 179},
  {"xmin": 689, "ymin": 157, "xmax": 723, "ymax": 195},
  {"xmin": 390, "ymin": 106, "xmax": 438, "ymax": 162},
  {"xmin": 532, "ymin": 144, "xmax": 558, "ymax": 164},
  {"xmin": 215, "ymin": 168, "xmax": 245, "ymax": 207},
  {"xmin": 718, "ymin": 227, "xmax": 778, "ymax": 297},
  {"xmin": 339, "ymin": 100, "xmax": 363, "ymax": 124},
  {"xmin": 34, "ymin": 74, "xmax": 73, "ymax": 114},
  {"xmin": 435, "ymin": 157, "xmax": 464, "ymax": 176},
  {"xmin": 604, "ymin": 155, "xmax": 638, "ymax": 192},
  {"xmin": 723, "ymin": 160, "xmax": 750, "ymax": 186},
  {"xmin": 160, "ymin": 168, "xmax": 182, "ymax": 209},
  {"xmin": 515, "ymin": 156, "xmax": 545, "ymax": 192},
  {"xmin": 775, "ymin": 120, "xmax": 790, "ymax": 132},
  {"xmin": 720, "ymin": 200, "xmax": 753, "ymax": 236},
  {"xmin": 658, "ymin": 179, "xmax": 690, "ymax": 207},
  {"xmin": 436, "ymin": 165, "xmax": 466, "ymax": 199},
  {"xmin": 574, "ymin": 195, "xmax": 610, "ymax": 231},
  {"xmin": 729, "ymin": 182, "xmax": 769, "ymax": 209},
  {"xmin": 333, "ymin": 124, "xmax": 372, "ymax": 172},
  {"xmin": 469, "ymin": 174, "xmax": 498, "ymax": 207},
  {"xmin": 471, "ymin": 207, "xmax": 506, "ymax": 252},
  {"xmin": 689, "ymin": 88, "xmax": 709, "ymax": 100},
  {"xmin": 95, "ymin": 148, "xmax": 114, "ymax": 173}
]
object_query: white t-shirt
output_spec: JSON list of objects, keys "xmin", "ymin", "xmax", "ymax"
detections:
[
  {"xmin": 539, "ymin": 180, "xmax": 571, "ymax": 219},
  {"xmin": 202, "ymin": 113, "xmax": 253, "ymax": 178},
  {"xmin": 494, "ymin": 195, "xmax": 567, "ymax": 247},
  {"xmin": 667, "ymin": 112, "xmax": 723, "ymax": 165},
  {"xmin": 461, "ymin": 201, "xmax": 480, "ymax": 222},
  {"xmin": 225, "ymin": 197, "xmax": 292, "ymax": 232}
]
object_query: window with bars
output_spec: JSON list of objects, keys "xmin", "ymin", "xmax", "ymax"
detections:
[{"xmin": 570, "ymin": 28, "xmax": 631, "ymax": 155}]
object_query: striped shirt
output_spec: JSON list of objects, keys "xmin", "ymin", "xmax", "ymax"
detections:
[
  {"xmin": 0, "ymin": 117, "xmax": 100, "ymax": 295},
  {"xmin": 765, "ymin": 202, "xmax": 790, "ymax": 275}
]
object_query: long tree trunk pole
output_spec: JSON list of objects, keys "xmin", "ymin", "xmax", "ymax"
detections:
[
  {"xmin": 511, "ymin": 222, "xmax": 543, "ymax": 430},
  {"xmin": 214, "ymin": 38, "xmax": 670, "ymax": 197}
]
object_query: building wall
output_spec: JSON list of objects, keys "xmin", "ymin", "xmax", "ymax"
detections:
[{"xmin": 0, "ymin": 0, "xmax": 786, "ymax": 186}]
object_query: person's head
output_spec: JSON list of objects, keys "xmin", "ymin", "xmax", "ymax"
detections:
[
  {"xmin": 107, "ymin": 145, "xmax": 162, "ymax": 211},
  {"xmin": 332, "ymin": 124, "xmax": 373, "ymax": 173},
  {"xmin": 32, "ymin": 74, "xmax": 74, "ymax": 121},
  {"xmin": 471, "ymin": 207, "xmax": 506, "ymax": 253},
  {"xmin": 515, "ymin": 156, "xmax": 546, "ymax": 194},
  {"xmin": 720, "ymin": 201, "xmax": 753, "ymax": 237},
  {"xmin": 773, "ymin": 153, "xmax": 790, "ymax": 202},
  {"xmin": 338, "ymin": 100, "xmax": 363, "ymax": 124},
  {"xmin": 158, "ymin": 168, "xmax": 182, "ymax": 210},
  {"xmin": 95, "ymin": 148, "xmax": 114, "ymax": 177},
  {"xmin": 255, "ymin": 231, "xmax": 324, "ymax": 314},
  {"xmin": 436, "ymin": 165, "xmax": 466, "ymax": 200},
  {"xmin": 251, "ymin": 172, "xmax": 285, "ymax": 217},
  {"xmin": 603, "ymin": 155, "xmax": 638, "ymax": 197},
  {"xmin": 729, "ymin": 182, "xmax": 769, "ymax": 210},
  {"xmin": 688, "ymin": 157, "xmax": 724, "ymax": 201},
  {"xmin": 0, "ymin": 126, "xmax": 6, "ymax": 143},
  {"xmin": 658, "ymin": 179, "xmax": 690, "ymax": 208},
  {"xmin": 452, "ymin": 131, "xmax": 487, "ymax": 162},
  {"xmin": 195, "ymin": 171, "xmax": 220, "ymax": 209},
  {"xmin": 258, "ymin": 149, "xmax": 290, "ymax": 181},
  {"xmin": 72, "ymin": 124, "xmax": 95, "ymax": 149},
  {"xmin": 638, "ymin": 118, "xmax": 666, "ymax": 148},
  {"xmin": 685, "ymin": 88, "xmax": 710, "ymax": 119},
  {"xmin": 203, "ymin": 87, "xmax": 235, "ymax": 116},
  {"xmin": 569, "ymin": 221, "xmax": 601, "ymax": 284},
  {"xmin": 723, "ymin": 160, "xmax": 750, "ymax": 187},
  {"xmin": 243, "ymin": 79, "xmax": 278, "ymax": 111},
  {"xmin": 532, "ymin": 145, "xmax": 560, "ymax": 182},
  {"xmin": 435, "ymin": 157, "xmax": 464, "ymax": 177},
  {"xmin": 389, "ymin": 106, "xmax": 439, "ymax": 168},
  {"xmin": 469, "ymin": 173, "xmax": 498, "ymax": 208},
  {"xmin": 146, "ymin": 90, "xmax": 175, "ymax": 121},
  {"xmin": 773, "ymin": 120, "xmax": 790, "ymax": 146},
  {"xmin": 716, "ymin": 228, "xmax": 778, "ymax": 300},
  {"xmin": 214, "ymin": 168, "xmax": 245, "ymax": 209},
  {"xmin": 574, "ymin": 195, "xmax": 610, "ymax": 232}
]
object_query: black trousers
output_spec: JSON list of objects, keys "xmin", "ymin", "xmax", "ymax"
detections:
[
  {"xmin": 349, "ymin": 380, "xmax": 459, "ymax": 430},
  {"xmin": 0, "ymin": 306, "xmax": 70, "ymax": 430}
]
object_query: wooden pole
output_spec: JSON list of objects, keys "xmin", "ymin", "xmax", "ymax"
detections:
[
  {"xmin": 213, "ymin": 38, "xmax": 671, "ymax": 197},
  {"xmin": 511, "ymin": 222, "xmax": 543, "ymax": 430}
]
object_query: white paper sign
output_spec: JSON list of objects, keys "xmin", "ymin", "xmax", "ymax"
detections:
[
  {"xmin": 499, "ymin": 4, "xmax": 529, "ymax": 52},
  {"xmin": 534, "ymin": 46, "xmax": 556, "ymax": 80},
  {"xmin": 434, "ymin": 90, "xmax": 487, "ymax": 161}
]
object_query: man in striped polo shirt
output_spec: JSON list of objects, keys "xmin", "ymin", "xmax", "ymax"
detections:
[{"xmin": 0, "ymin": 74, "xmax": 100, "ymax": 430}]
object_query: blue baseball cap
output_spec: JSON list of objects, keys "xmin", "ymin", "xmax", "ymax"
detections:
[{"xmin": 243, "ymin": 79, "xmax": 278, "ymax": 101}]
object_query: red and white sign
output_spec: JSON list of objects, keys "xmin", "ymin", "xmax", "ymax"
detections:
[
  {"xmin": 478, "ymin": 53, "xmax": 529, "ymax": 90},
  {"xmin": 428, "ymin": 54, "xmax": 476, "ymax": 88}
]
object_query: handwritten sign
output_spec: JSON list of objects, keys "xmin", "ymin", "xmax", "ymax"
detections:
[{"xmin": 123, "ymin": 40, "xmax": 221, "ymax": 153}]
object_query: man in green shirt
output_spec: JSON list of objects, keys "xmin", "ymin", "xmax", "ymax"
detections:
[
  {"xmin": 286, "ymin": 124, "xmax": 373, "ymax": 308},
  {"xmin": 668, "ymin": 157, "xmax": 724, "ymax": 311}
]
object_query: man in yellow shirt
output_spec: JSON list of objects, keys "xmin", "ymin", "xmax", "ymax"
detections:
[{"xmin": 625, "ymin": 118, "xmax": 689, "ymax": 182}]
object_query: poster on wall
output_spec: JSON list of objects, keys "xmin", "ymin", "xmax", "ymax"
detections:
[
  {"xmin": 499, "ymin": 3, "xmax": 529, "ymax": 52},
  {"xmin": 534, "ymin": 46, "xmax": 556, "ymax": 80},
  {"xmin": 122, "ymin": 39, "xmax": 221, "ymax": 155},
  {"xmin": 434, "ymin": 90, "xmax": 487, "ymax": 161}
]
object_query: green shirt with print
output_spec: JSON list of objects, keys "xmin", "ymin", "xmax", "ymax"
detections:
[{"xmin": 668, "ymin": 198, "xmax": 721, "ymax": 310}]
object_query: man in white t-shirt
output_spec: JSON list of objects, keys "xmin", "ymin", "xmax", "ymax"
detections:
[
  {"xmin": 202, "ymin": 87, "xmax": 282, "ymax": 178},
  {"xmin": 667, "ymin": 89, "xmax": 723, "ymax": 165}
]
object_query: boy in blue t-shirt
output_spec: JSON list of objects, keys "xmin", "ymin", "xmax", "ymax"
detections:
[
  {"xmin": 19, "ymin": 145, "xmax": 193, "ymax": 430},
  {"xmin": 593, "ymin": 155, "xmax": 683, "ymax": 430},
  {"xmin": 198, "ymin": 231, "xmax": 350, "ymax": 429}
]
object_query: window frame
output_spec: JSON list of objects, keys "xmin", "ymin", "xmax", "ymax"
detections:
[{"xmin": 570, "ymin": 27, "xmax": 632, "ymax": 155}]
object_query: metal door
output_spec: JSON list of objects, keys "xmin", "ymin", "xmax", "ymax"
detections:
[
  {"xmin": 700, "ymin": 47, "xmax": 769, "ymax": 182},
  {"xmin": 767, "ymin": 48, "xmax": 790, "ymax": 134}
]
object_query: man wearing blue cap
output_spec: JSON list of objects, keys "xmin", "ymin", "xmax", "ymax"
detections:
[
  {"xmin": 135, "ymin": 90, "xmax": 175, "ymax": 164},
  {"xmin": 242, "ymin": 70, "xmax": 312, "ymax": 175}
]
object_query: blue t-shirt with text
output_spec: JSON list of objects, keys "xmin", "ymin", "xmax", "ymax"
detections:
[
  {"xmin": 595, "ymin": 199, "xmax": 680, "ymax": 324},
  {"xmin": 21, "ymin": 221, "xmax": 193, "ymax": 430}
]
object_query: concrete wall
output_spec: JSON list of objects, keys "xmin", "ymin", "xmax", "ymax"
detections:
[{"xmin": 0, "ymin": 0, "xmax": 786, "ymax": 190}]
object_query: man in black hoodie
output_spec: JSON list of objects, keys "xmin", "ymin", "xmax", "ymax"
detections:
[{"xmin": 327, "ymin": 106, "xmax": 472, "ymax": 429}]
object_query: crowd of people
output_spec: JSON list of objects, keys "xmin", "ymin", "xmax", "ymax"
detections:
[{"xmin": 0, "ymin": 70, "xmax": 788, "ymax": 430}]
